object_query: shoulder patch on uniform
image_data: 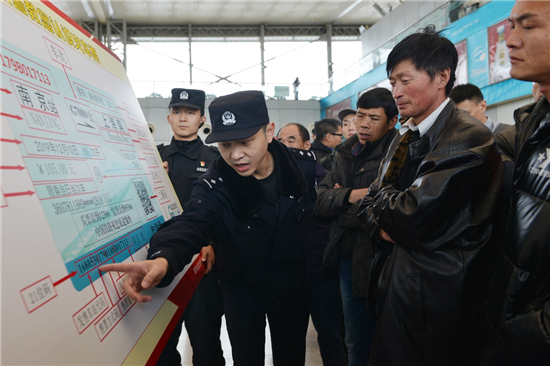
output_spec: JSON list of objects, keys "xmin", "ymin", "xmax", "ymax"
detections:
[
  {"xmin": 208, "ymin": 145, "xmax": 220, "ymax": 153},
  {"xmin": 289, "ymin": 147, "xmax": 316, "ymax": 162}
]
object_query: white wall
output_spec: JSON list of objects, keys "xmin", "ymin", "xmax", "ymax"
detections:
[{"xmin": 138, "ymin": 97, "xmax": 321, "ymax": 146}]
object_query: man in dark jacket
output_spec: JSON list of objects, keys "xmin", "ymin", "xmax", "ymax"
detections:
[
  {"xmin": 314, "ymin": 88, "xmax": 397, "ymax": 365},
  {"xmin": 102, "ymin": 91, "xmax": 313, "ymax": 366},
  {"xmin": 359, "ymin": 27, "xmax": 502, "ymax": 365},
  {"xmin": 449, "ymin": 83, "xmax": 510, "ymax": 134},
  {"xmin": 311, "ymin": 118, "xmax": 343, "ymax": 161},
  {"xmin": 482, "ymin": 1, "xmax": 550, "ymax": 364},
  {"xmin": 155, "ymin": 88, "xmax": 224, "ymax": 366}
]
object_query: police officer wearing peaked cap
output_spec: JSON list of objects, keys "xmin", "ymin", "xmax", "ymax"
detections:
[
  {"xmin": 155, "ymin": 88, "xmax": 224, "ymax": 366},
  {"xmin": 102, "ymin": 90, "xmax": 315, "ymax": 366}
]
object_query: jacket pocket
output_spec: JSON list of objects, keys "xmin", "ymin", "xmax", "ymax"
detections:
[{"xmin": 408, "ymin": 273, "xmax": 428, "ymax": 334}]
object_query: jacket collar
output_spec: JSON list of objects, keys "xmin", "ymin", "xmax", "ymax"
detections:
[
  {"xmin": 338, "ymin": 129, "xmax": 397, "ymax": 161},
  {"xmin": 216, "ymin": 139, "xmax": 308, "ymax": 218},
  {"xmin": 311, "ymin": 139, "xmax": 333, "ymax": 154},
  {"xmin": 413, "ymin": 99, "xmax": 458, "ymax": 150},
  {"xmin": 163, "ymin": 136, "xmax": 205, "ymax": 159}
]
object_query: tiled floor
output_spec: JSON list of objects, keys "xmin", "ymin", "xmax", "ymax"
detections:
[{"xmin": 178, "ymin": 316, "xmax": 324, "ymax": 366}]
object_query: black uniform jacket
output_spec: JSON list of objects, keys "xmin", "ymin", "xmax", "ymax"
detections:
[
  {"xmin": 314, "ymin": 130, "xmax": 396, "ymax": 297},
  {"xmin": 148, "ymin": 139, "xmax": 312, "ymax": 295},
  {"xmin": 360, "ymin": 101, "xmax": 502, "ymax": 365},
  {"xmin": 157, "ymin": 137, "xmax": 219, "ymax": 204},
  {"xmin": 484, "ymin": 97, "xmax": 550, "ymax": 365}
]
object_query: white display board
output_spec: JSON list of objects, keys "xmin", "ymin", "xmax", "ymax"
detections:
[{"xmin": 1, "ymin": 1, "xmax": 203, "ymax": 364}]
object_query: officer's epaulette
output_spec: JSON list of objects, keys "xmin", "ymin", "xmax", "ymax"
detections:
[
  {"xmin": 156, "ymin": 143, "xmax": 165, "ymax": 150},
  {"xmin": 289, "ymin": 147, "xmax": 317, "ymax": 162},
  {"xmin": 198, "ymin": 170, "xmax": 224, "ymax": 191}
]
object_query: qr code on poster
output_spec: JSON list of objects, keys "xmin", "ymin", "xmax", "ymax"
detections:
[{"xmin": 133, "ymin": 180, "xmax": 155, "ymax": 216}]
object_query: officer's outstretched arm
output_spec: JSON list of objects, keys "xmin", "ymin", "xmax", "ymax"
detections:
[{"xmin": 100, "ymin": 258, "xmax": 169, "ymax": 303}]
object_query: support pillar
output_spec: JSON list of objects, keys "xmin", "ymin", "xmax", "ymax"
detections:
[
  {"xmin": 260, "ymin": 24, "xmax": 265, "ymax": 87},
  {"xmin": 122, "ymin": 19, "xmax": 127, "ymax": 69},
  {"xmin": 188, "ymin": 24, "xmax": 193, "ymax": 85},
  {"xmin": 326, "ymin": 24, "xmax": 333, "ymax": 94}
]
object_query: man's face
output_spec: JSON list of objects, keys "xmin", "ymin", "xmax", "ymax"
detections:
[
  {"xmin": 324, "ymin": 126, "xmax": 343, "ymax": 149},
  {"xmin": 278, "ymin": 124, "xmax": 311, "ymax": 150},
  {"xmin": 218, "ymin": 123, "xmax": 275, "ymax": 179},
  {"xmin": 355, "ymin": 107, "xmax": 396, "ymax": 145},
  {"xmin": 455, "ymin": 99, "xmax": 487, "ymax": 124},
  {"xmin": 389, "ymin": 59, "xmax": 450, "ymax": 124},
  {"xmin": 167, "ymin": 106, "xmax": 205, "ymax": 141},
  {"xmin": 342, "ymin": 113, "xmax": 357, "ymax": 139},
  {"xmin": 507, "ymin": 1, "xmax": 550, "ymax": 92}
]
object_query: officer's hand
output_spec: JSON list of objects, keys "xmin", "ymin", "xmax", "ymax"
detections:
[
  {"xmin": 162, "ymin": 161, "xmax": 169, "ymax": 173},
  {"xmin": 100, "ymin": 258, "xmax": 169, "ymax": 303},
  {"xmin": 200, "ymin": 245, "xmax": 216, "ymax": 274},
  {"xmin": 379, "ymin": 228, "xmax": 394, "ymax": 243},
  {"xmin": 334, "ymin": 183, "xmax": 343, "ymax": 189}
]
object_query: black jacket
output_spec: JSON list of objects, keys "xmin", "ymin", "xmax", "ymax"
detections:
[
  {"xmin": 360, "ymin": 101, "xmax": 502, "ymax": 365},
  {"xmin": 314, "ymin": 130, "xmax": 396, "ymax": 297},
  {"xmin": 484, "ymin": 97, "xmax": 550, "ymax": 365},
  {"xmin": 289, "ymin": 147, "xmax": 333, "ymax": 283},
  {"xmin": 148, "ymin": 139, "xmax": 312, "ymax": 294},
  {"xmin": 311, "ymin": 139, "xmax": 333, "ymax": 162},
  {"xmin": 157, "ymin": 137, "xmax": 219, "ymax": 204}
]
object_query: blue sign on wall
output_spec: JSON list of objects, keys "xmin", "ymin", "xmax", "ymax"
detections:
[{"xmin": 468, "ymin": 30, "xmax": 489, "ymax": 88}]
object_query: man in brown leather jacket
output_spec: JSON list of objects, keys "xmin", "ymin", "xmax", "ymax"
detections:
[{"xmin": 359, "ymin": 26, "xmax": 502, "ymax": 365}]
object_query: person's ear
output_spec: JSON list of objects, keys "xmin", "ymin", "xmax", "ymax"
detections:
[
  {"xmin": 305, "ymin": 140, "xmax": 311, "ymax": 150},
  {"xmin": 388, "ymin": 115, "xmax": 398, "ymax": 129},
  {"xmin": 266, "ymin": 122, "xmax": 275, "ymax": 143},
  {"xmin": 437, "ymin": 68, "xmax": 451, "ymax": 90},
  {"xmin": 479, "ymin": 100, "xmax": 487, "ymax": 114}
]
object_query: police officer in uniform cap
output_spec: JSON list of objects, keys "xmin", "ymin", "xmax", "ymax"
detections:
[
  {"xmin": 156, "ymin": 88, "xmax": 224, "ymax": 366},
  {"xmin": 103, "ymin": 90, "xmax": 314, "ymax": 366}
]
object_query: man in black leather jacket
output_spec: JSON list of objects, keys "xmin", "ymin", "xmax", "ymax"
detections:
[
  {"xmin": 482, "ymin": 1, "xmax": 550, "ymax": 364},
  {"xmin": 359, "ymin": 26, "xmax": 502, "ymax": 365}
]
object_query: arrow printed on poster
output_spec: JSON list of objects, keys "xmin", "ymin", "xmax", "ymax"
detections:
[
  {"xmin": 1, "ymin": 88, "xmax": 12, "ymax": 94},
  {"xmin": 0, "ymin": 165, "xmax": 25, "ymax": 170},
  {"xmin": 0, "ymin": 112, "xmax": 23, "ymax": 120},
  {"xmin": 4, "ymin": 190, "xmax": 35, "ymax": 197},
  {"xmin": 0, "ymin": 138, "xmax": 22, "ymax": 144},
  {"xmin": 53, "ymin": 271, "xmax": 77, "ymax": 287},
  {"xmin": 64, "ymin": 65, "xmax": 76, "ymax": 98}
]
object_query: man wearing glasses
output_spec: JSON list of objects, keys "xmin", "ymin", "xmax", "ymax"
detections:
[{"xmin": 310, "ymin": 118, "xmax": 343, "ymax": 161}]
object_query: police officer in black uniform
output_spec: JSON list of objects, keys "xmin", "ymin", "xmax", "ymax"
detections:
[
  {"xmin": 156, "ymin": 88, "xmax": 224, "ymax": 366},
  {"xmin": 103, "ymin": 91, "xmax": 314, "ymax": 366}
]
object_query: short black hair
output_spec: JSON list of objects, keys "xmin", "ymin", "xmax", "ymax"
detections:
[
  {"xmin": 314, "ymin": 118, "xmax": 341, "ymax": 141},
  {"xmin": 357, "ymin": 88, "xmax": 398, "ymax": 122},
  {"xmin": 386, "ymin": 25, "xmax": 457, "ymax": 96},
  {"xmin": 278, "ymin": 123, "xmax": 310, "ymax": 142},
  {"xmin": 449, "ymin": 83, "xmax": 484, "ymax": 105},
  {"xmin": 169, "ymin": 106, "xmax": 205, "ymax": 117}
]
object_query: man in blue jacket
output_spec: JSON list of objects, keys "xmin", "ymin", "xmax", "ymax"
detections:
[{"xmin": 102, "ymin": 91, "xmax": 313, "ymax": 366}]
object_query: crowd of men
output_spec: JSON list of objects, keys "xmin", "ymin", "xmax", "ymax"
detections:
[{"xmin": 102, "ymin": 1, "xmax": 550, "ymax": 365}]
